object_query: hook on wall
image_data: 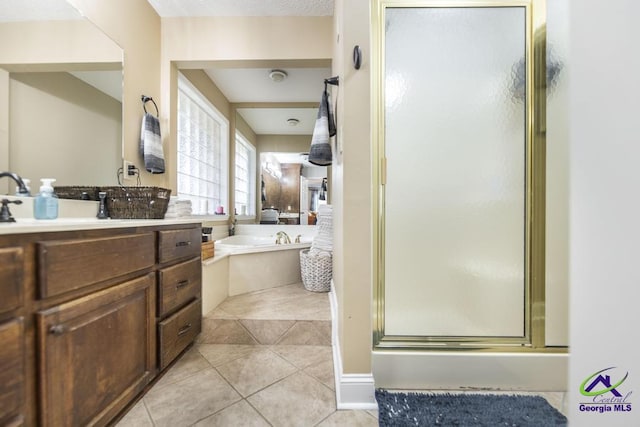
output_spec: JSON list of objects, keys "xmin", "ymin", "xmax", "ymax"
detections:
[{"xmin": 324, "ymin": 76, "xmax": 339, "ymax": 86}]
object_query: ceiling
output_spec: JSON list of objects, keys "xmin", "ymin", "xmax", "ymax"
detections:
[
  {"xmin": 146, "ymin": 0, "xmax": 333, "ymax": 17},
  {"xmin": 147, "ymin": 0, "xmax": 333, "ymax": 137},
  {"xmin": 0, "ymin": 0, "xmax": 82, "ymax": 22},
  {"xmin": 206, "ymin": 67, "xmax": 329, "ymax": 135}
]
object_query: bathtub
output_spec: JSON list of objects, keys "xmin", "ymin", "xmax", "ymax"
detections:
[
  {"xmin": 216, "ymin": 234, "xmax": 311, "ymax": 253},
  {"xmin": 214, "ymin": 225, "xmax": 315, "ymax": 295}
]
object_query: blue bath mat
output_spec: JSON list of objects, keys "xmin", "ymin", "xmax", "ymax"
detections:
[{"xmin": 375, "ymin": 389, "xmax": 568, "ymax": 426}]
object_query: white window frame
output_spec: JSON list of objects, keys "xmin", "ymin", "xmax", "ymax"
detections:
[
  {"xmin": 176, "ymin": 73, "xmax": 229, "ymax": 218},
  {"xmin": 234, "ymin": 131, "xmax": 256, "ymax": 218}
]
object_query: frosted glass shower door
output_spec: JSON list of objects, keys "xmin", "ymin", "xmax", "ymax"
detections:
[{"xmin": 383, "ymin": 7, "xmax": 527, "ymax": 338}]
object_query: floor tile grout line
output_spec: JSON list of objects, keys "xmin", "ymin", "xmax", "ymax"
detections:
[
  {"xmin": 244, "ymin": 396, "xmax": 276, "ymax": 427},
  {"xmin": 272, "ymin": 319, "xmax": 300, "ymax": 345},
  {"xmin": 236, "ymin": 317, "xmax": 296, "ymax": 345},
  {"xmin": 141, "ymin": 397, "xmax": 157, "ymax": 426}
]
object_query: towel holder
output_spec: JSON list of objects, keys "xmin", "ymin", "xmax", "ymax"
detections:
[
  {"xmin": 141, "ymin": 95, "xmax": 159, "ymax": 116},
  {"xmin": 324, "ymin": 76, "xmax": 339, "ymax": 92}
]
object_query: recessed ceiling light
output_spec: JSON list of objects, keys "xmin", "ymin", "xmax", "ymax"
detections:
[
  {"xmin": 269, "ymin": 69, "xmax": 288, "ymax": 82},
  {"xmin": 287, "ymin": 118, "xmax": 300, "ymax": 126}
]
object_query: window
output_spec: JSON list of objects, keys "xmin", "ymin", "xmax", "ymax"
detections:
[
  {"xmin": 234, "ymin": 131, "xmax": 256, "ymax": 216},
  {"xmin": 177, "ymin": 74, "xmax": 228, "ymax": 215}
]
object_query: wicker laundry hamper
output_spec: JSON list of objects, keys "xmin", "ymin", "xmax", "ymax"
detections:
[{"xmin": 300, "ymin": 249, "xmax": 332, "ymax": 292}]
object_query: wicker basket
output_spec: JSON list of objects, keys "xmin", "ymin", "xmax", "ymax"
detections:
[
  {"xmin": 102, "ymin": 186, "xmax": 171, "ymax": 219},
  {"xmin": 54, "ymin": 186, "xmax": 100, "ymax": 201},
  {"xmin": 300, "ymin": 249, "xmax": 332, "ymax": 292}
]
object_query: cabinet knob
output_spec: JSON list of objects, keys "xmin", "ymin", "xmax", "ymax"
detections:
[
  {"xmin": 49, "ymin": 324, "xmax": 66, "ymax": 336},
  {"xmin": 176, "ymin": 280, "xmax": 189, "ymax": 290}
]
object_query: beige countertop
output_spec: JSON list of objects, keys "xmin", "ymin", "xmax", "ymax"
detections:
[
  {"xmin": 1, "ymin": 195, "xmax": 207, "ymax": 235},
  {"xmin": 0, "ymin": 217, "xmax": 204, "ymax": 235}
]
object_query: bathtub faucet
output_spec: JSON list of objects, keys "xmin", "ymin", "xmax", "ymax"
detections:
[{"xmin": 275, "ymin": 231, "xmax": 291, "ymax": 245}]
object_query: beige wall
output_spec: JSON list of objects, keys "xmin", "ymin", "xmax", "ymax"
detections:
[
  {"xmin": 256, "ymin": 134, "xmax": 310, "ymax": 154},
  {"xmin": 0, "ymin": 20, "xmax": 121, "ymax": 68},
  {"xmin": 181, "ymin": 69, "xmax": 231, "ymax": 120},
  {"xmin": 0, "ymin": 70, "xmax": 8, "ymax": 194},
  {"xmin": 9, "ymin": 72, "xmax": 121, "ymax": 187},
  {"xmin": 235, "ymin": 114, "xmax": 257, "ymax": 146},
  {"xmin": 68, "ymin": 0, "xmax": 163, "ymax": 187},
  {"xmin": 332, "ymin": 0, "xmax": 373, "ymax": 374}
]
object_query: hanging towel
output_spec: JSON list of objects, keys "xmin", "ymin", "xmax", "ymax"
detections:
[
  {"xmin": 308, "ymin": 89, "xmax": 336, "ymax": 166},
  {"xmin": 140, "ymin": 113, "xmax": 165, "ymax": 174}
]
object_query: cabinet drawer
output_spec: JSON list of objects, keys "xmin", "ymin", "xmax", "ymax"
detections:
[
  {"xmin": 158, "ymin": 228, "xmax": 201, "ymax": 264},
  {"xmin": 38, "ymin": 233, "xmax": 155, "ymax": 299},
  {"xmin": 158, "ymin": 299, "xmax": 201, "ymax": 370},
  {"xmin": 158, "ymin": 257, "xmax": 201, "ymax": 316},
  {"xmin": 0, "ymin": 318, "xmax": 25, "ymax": 426},
  {"xmin": 0, "ymin": 248, "xmax": 23, "ymax": 314}
]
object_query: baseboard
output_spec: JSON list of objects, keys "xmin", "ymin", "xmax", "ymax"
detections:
[
  {"xmin": 372, "ymin": 350, "xmax": 569, "ymax": 391},
  {"xmin": 329, "ymin": 281, "xmax": 379, "ymax": 410}
]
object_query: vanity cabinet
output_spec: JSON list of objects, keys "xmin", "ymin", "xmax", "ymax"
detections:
[
  {"xmin": 0, "ymin": 318, "xmax": 25, "ymax": 426},
  {"xmin": 0, "ymin": 247, "xmax": 26, "ymax": 426},
  {"xmin": 0, "ymin": 222, "xmax": 202, "ymax": 427},
  {"xmin": 157, "ymin": 228, "xmax": 203, "ymax": 370},
  {"xmin": 37, "ymin": 274, "xmax": 155, "ymax": 426}
]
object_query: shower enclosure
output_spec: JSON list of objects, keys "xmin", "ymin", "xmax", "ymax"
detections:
[{"xmin": 373, "ymin": 0, "xmax": 551, "ymax": 350}]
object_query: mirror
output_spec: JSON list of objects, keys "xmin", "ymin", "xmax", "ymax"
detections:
[
  {"xmin": 0, "ymin": 0, "xmax": 124, "ymax": 195},
  {"xmin": 260, "ymin": 151, "xmax": 327, "ymax": 225},
  {"xmin": 202, "ymin": 64, "xmax": 330, "ymax": 224}
]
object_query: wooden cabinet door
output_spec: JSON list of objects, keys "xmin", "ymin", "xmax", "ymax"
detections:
[
  {"xmin": 0, "ymin": 247, "xmax": 23, "ymax": 314},
  {"xmin": 0, "ymin": 318, "xmax": 25, "ymax": 426},
  {"xmin": 36, "ymin": 274, "xmax": 156, "ymax": 427}
]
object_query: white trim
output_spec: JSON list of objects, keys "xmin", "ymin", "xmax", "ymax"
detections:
[
  {"xmin": 177, "ymin": 72, "xmax": 229, "ymax": 214},
  {"xmin": 329, "ymin": 281, "xmax": 379, "ymax": 410},
  {"xmin": 234, "ymin": 130, "xmax": 256, "ymax": 217}
]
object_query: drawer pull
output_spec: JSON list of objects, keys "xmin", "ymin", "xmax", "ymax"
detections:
[
  {"xmin": 49, "ymin": 324, "xmax": 66, "ymax": 336},
  {"xmin": 175, "ymin": 241, "xmax": 191, "ymax": 247},
  {"xmin": 176, "ymin": 280, "xmax": 189, "ymax": 290},
  {"xmin": 178, "ymin": 323, "xmax": 192, "ymax": 336}
]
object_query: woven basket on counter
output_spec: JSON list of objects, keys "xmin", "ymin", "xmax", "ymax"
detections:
[
  {"xmin": 102, "ymin": 186, "xmax": 171, "ymax": 219},
  {"xmin": 300, "ymin": 249, "xmax": 332, "ymax": 292},
  {"xmin": 54, "ymin": 186, "xmax": 100, "ymax": 201}
]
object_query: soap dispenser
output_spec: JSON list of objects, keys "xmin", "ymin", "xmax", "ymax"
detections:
[{"xmin": 34, "ymin": 178, "xmax": 58, "ymax": 219}]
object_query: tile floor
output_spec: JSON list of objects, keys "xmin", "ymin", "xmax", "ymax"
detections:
[
  {"xmin": 116, "ymin": 282, "xmax": 567, "ymax": 426},
  {"xmin": 116, "ymin": 283, "xmax": 379, "ymax": 427}
]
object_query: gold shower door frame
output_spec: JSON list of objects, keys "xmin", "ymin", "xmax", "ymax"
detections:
[{"xmin": 372, "ymin": 0, "xmax": 552, "ymax": 351}]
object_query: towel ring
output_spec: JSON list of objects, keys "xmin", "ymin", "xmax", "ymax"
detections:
[{"xmin": 141, "ymin": 95, "xmax": 159, "ymax": 116}]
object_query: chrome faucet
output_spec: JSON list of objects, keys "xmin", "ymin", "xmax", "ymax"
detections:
[
  {"xmin": 295, "ymin": 234, "xmax": 301, "ymax": 243},
  {"xmin": 0, "ymin": 171, "xmax": 30, "ymax": 196},
  {"xmin": 275, "ymin": 231, "xmax": 291, "ymax": 245}
]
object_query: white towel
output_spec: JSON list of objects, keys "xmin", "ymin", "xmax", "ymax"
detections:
[{"xmin": 140, "ymin": 113, "xmax": 165, "ymax": 173}]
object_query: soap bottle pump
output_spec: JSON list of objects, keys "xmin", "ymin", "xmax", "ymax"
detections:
[{"xmin": 34, "ymin": 178, "xmax": 58, "ymax": 219}]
